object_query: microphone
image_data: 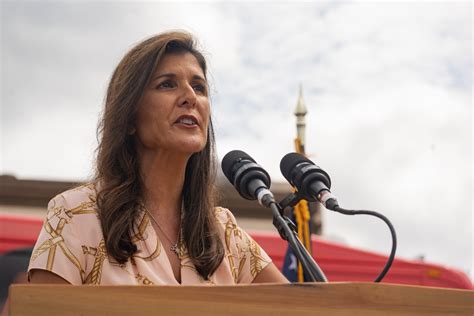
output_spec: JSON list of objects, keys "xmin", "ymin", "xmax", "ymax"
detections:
[
  {"xmin": 223, "ymin": 150, "xmax": 330, "ymax": 282},
  {"xmin": 280, "ymin": 152, "xmax": 339, "ymax": 210},
  {"xmin": 221, "ymin": 150, "xmax": 275, "ymax": 207},
  {"xmin": 281, "ymin": 152, "xmax": 397, "ymax": 282}
]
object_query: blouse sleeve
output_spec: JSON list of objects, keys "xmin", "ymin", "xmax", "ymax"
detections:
[
  {"xmin": 218, "ymin": 207, "xmax": 272, "ymax": 284},
  {"xmin": 28, "ymin": 194, "xmax": 87, "ymax": 284}
]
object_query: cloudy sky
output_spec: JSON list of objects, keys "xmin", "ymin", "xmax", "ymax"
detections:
[{"xmin": 1, "ymin": 1, "xmax": 472, "ymax": 280}]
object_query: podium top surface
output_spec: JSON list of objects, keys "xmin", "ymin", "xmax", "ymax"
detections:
[{"xmin": 9, "ymin": 282, "xmax": 474, "ymax": 316}]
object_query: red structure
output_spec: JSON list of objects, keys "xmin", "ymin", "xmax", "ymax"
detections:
[
  {"xmin": 253, "ymin": 230, "xmax": 472, "ymax": 289},
  {"xmin": 1, "ymin": 213, "xmax": 472, "ymax": 289}
]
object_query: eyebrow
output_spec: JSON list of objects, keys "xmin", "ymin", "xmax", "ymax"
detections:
[{"xmin": 152, "ymin": 73, "xmax": 207, "ymax": 83}]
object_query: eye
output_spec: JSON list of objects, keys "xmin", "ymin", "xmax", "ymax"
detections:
[
  {"xmin": 156, "ymin": 80, "xmax": 175, "ymax": 89},
  {"xmin": 193, "ymin": 83, "xmax": 208, "ymax": 95}
]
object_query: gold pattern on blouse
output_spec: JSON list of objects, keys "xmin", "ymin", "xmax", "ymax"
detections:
[
  {"xmin": 30, "ymin": 215, "xmax": 86, "ymax": 282},
  {"xmin": 133, "ymin": 214, "xmax": 161, "ymax": 261},
  {"xmin": 84, "ymin": 239, "xmax": 107, "ymax": 284},
  {"xmin": 224, "ymin": 215, "xmax": 239, "ymax": 283},
  {"xmin": 177, "ymin": 236, "xmax": 187, "ymax": 261},
  {"xmin": 132, "ymin": 212, "xmax": 150, "ymax": 242},
  {"xmin": 135, "ymin": 273, "xmax": 154, "ymax": 285},
  {"xmin": 29, "ymin": 185, "xmax": 272, "ymax": 285},
  {"xmin": 249, "ymin": 238, "xmax": 265, "ymax": 277},
  {"xmin": 47, "ymin": 198, "xmax": 68, "ymax": 222},
  {"xmin": 134, "ymin": 242, "xmax": 161, "ymax": 261},
  {"xmin": 64, "ymin": 184, "xmax": 98, "ymax": 218},
  {"xmin": 64, "ymin": 201, "xmax": 97, "ymax": 218}
]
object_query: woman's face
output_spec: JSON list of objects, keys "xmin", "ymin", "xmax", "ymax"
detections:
[{"xmin": 135, "ymin": 52, "xmax": 210, "ymax": 155}]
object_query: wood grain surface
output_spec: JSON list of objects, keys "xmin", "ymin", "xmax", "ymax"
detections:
[{"xmin": 9, "ymin": 282, "xmax": 474, "ymax": 316}]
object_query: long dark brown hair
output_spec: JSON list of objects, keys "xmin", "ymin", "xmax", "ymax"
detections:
[{"xmin": 94, "ymin": 31, "xmax": 224, "ymax": 279}]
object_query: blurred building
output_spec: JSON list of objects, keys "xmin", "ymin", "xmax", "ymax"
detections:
[
  {"xmin": 0, "ymin": 173, "xmax": 323, "ymax": 234},
  {"xmin": 0, "ymin": 174, "xmax": 284, "ymax": 232}
]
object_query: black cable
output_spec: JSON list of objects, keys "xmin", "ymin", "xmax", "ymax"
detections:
[{"xmin": 332, "ymin": 205, "xmax": 397, "ymax": 283}]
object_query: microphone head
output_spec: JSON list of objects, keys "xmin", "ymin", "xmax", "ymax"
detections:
[
  {"xmin": 280, "ymin": 152, "xmax": 331, "ymax": 199},
  {"xmin": 280, "ymin": 152, "xmax": 310, "ymax": 184},
  {"xmin": 221, "ymin": 150, "xmax": 271, "ymax": 200},
  {"xmin": 221, "ymin": 150, "xmax": 256, "ymax": 184}
]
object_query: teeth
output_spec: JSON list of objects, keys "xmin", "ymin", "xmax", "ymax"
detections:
[{"xmin": 179, "ymin": 117, "xmax": 196, "ymax": 125}]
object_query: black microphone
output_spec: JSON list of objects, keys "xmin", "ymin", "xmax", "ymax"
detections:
[
  {"xmin": 281, "ymin": 153, "xmax": 398, "ymax": 282},
  {"xmin": 280, "ymin": 152, "xmax": 339, "ymax": 210},
  {"xmin": 221, "ymin": 150, "xmax": 275, "ymax": 207}
]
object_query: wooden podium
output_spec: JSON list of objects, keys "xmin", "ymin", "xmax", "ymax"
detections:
[{"xmin": 9, "ymin": 282, "xmax": 474, "ymax": 315}]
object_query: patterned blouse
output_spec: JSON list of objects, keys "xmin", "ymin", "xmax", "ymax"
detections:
[{"xmin": 28, "ymin": 183, "xmax": 272, "ymax": 285}]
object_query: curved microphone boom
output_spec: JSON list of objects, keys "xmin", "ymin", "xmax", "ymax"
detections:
[
  {"xmin": 221, "ymin": 150, "xmax": 275, "ymax": 207},
  {"xmin": 280, "ymin": 152, "xmax": 339, "ymax": 210}
]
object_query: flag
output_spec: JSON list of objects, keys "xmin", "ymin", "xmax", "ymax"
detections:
[{"xmin": 282, "ymin": 196, "xmax": 313, "ymax": 282}]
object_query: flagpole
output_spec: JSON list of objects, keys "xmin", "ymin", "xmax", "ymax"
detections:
[{"xmin": 293, "ymin": 85, "xmax": 313, "ymax": 282}]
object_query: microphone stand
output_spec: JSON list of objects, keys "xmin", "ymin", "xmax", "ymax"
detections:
[{"xmin": 268, "ymin": 201, "xmax": 328, "ymax": 282}]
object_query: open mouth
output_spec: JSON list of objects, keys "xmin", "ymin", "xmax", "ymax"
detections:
[{"xmin": 175, "ymin": 115, "xmax": 198, "ymax": 126}]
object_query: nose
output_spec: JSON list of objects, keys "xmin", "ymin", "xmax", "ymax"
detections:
[{"xmin": 178, "ymin": 83, "xmax": 197, "ymax": 108}]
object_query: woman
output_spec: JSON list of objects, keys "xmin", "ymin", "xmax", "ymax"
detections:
[{"xmin": 28, "ymin": 31, "xmax": 288, "ymax": 285}]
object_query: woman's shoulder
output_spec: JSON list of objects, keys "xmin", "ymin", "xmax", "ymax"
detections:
[
  {"xmin": 213, "ymin": 206, "xmax": 237, "ymax": 224},
  {"xmin": 47, "ymin": 182, "xmax": 98, "ymax": 217},
  {"xmin": 30, "ymin": 183, "xmax": 101, "ymax": 285}
]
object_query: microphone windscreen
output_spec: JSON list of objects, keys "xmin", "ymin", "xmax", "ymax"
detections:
[
  {"xmin": 280, "ymin": 152, "xmax": 310, "ymax": 183},
  {"xmin": 221, "ymin": 150, "xmax": 256, "ymax": 183}
]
